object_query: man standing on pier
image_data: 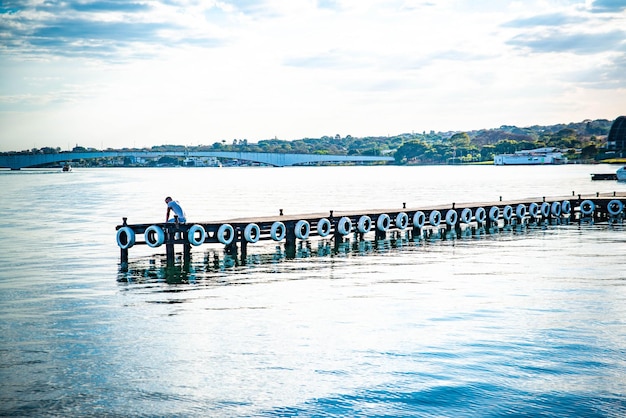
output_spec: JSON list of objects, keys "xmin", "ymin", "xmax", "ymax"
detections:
[{"xmin": 165, "ymin": 196, "xmax": 187, "ymax": 223}]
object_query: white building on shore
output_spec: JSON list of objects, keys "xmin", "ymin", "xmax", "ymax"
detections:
[{"xmin": 494, "ymin": 147, "xmax": 567, "ymax": 165}]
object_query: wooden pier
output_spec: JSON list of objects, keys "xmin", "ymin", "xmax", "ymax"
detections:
[{"xmin": 116, "ymin": 192, "xmax": 626, "ymax": 267}]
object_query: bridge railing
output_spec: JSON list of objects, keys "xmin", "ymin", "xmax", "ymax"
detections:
[{"xmin": 0, "ymin": 151, "xmax": 394, "ymax": 169}]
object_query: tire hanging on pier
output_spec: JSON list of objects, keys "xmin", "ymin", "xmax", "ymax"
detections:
[
  {"xmin": 515, "ymin": 204, "xmax": 526, "ymax": 220},
  {"xmin": 270, "ymin": 222, "xmax": 286, "ymax": 241},
  {"xmin": 540, "ymin": 202, "xmax": 551, "ymax": 218},
  {"xmin": 377, "ymin": 214, "xmax": 391, "ymax": 231},
  {"xmin": 217, "ymin": 224, "xmax": 235, "ymax": 245},
  {"xmin": 475, "ymin": 207, "xmax": 486, "ymax": 224},
  {"xmin": 528, "ymin": 202, "xmax": 539, "ymax": 218},
  {"xmin": 317, "ymin": 218, "xmax": 332, "ymax": 237},
  {"xmin": 445, "ymin": 209, "xmax": 458, "ymax": 226},
  {"xmin": 144, "ymin": 225, "xmax": 165, "ymax": 248},
  {"xmin": 294, "ymin": 220, "xmax": 310, "ymax": 240},
  {"xmin": 429, "ymin": 210, "xmax": 441, "ymax": 227},
  {"xmin": 357, "ymin": 215, "xmax": 372, "ymax": 233},
  {"xmin": 607, "ymin": 199, "xmax": 624, "ymax": 216},
  {"xmin": 244, "ymin": 223, "xmax": 261, "ymax": 243},
  {"xmin": 395, "ymin": 212, "xmax": 409, "ymax": 229},
  {"xmin": 551, "ymin": 201, "xmax": 562, "ymax": 217},
  {"xmin": 561, "ymin": 200, "xmax": 572, "ymax": 215},
  {"xmin": 460, "ymin": 208, "xmax": 472, "ymax": 224},
  {"xmin": 413, "ymin": 211, "xmax": 426, "ymax": 229},
  {"xmin": 188, "ymin": 224, "xmax": 206, "ymax": 246},
  {"xmin": 489, "ymin": 206, "xmax": 500, "ymax": 222},
  {"xmin": 116, "ymin": 226, "xmax": 135, "ymax": 249},
  {"xmin": 502, "ymin": 205, "xmax": 513, "ymax": 222},
  {"xmin": 580, "ymin": 200, "xmax": 595, "ymax": 216},
  {"xmin": 337, "ymin": 217, "xmax": 352, "ymax": 236}
]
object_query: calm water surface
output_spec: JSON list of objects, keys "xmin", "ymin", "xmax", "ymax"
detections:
[{"xmin": 1, "ymin": 165, "xmax": 626, "ymax": 417}]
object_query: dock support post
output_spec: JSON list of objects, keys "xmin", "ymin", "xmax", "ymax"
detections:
[
  {"xmin": 165, "ymin": 221, "xmax": 179, "ymax": 266},
  {"xmin": 166, "ymin": 242, "xmax": 175, "ymax": 266},
  {"xmin": 225, "ymin": 229, "xmax": 239, "ymax": 258},
  {"xmin": 285, "ymin": 222, "xmax": 296, "ymax": 259},
  {"xmin": 183, "ymin": 242, "xmax": 191, "ymax": 265},
  {"xmin": 240, "ymin": 239, "xmax": 248, "ymax": 265},
  {"xmin": 120, "ymin": 248, "xmax": 128, "ymax": 269}
]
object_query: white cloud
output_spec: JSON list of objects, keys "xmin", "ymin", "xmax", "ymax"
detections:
[{"xmin": 0, "ymin": 0, "xmax": 624, "ymax": 151}]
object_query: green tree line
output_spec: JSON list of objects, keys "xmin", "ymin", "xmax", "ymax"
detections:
[{"xmin": 3, "ymin": 119, "xmax": 615, "ymax": 164}]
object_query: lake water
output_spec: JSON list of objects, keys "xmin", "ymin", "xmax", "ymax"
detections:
[{"xmin": 1, "ymin": 165, "xmax": 626, "ymax": 417}]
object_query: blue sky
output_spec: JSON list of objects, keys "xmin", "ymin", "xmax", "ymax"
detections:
[{"xmin": 0, "ymin": 0, "xmax": 625, "ymax": 151}]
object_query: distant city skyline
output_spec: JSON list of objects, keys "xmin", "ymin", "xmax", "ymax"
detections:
[{"xmin": 1, "ymin": 0, "xmax": 625, "ymax": 152}]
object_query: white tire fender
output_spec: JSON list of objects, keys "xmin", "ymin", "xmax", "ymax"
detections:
[
  {"xmin": 412, "ymin": 211, "xmax": 426, "ymax": 228},
  {"xmin": 188, "ymin": 224, "xmax": 206, "ymax": 246},
  {"xmin": 217, "ymin": 224, "xmax": 235, "ymax": 245},
  {"xmin": 337, "ymin": 217, "xmax": 352, "ymax": 236},
  {"xmin": 460, "ymin": 208, "xmax": 472, "ymax": 224},
  {"xmin": 395, "ymin": 212, "xmax": 409, "ymax": 229},
  {"xmin": 607, "ymin": 199, "xmax": 623, "ymax": 216},
  {"xmin": 270, "ymin": 222, "xmax": 286, "ymax": 241},
  {"xmin": 429, "ymin": 210, "xmax": 441, "ymax": 226},
  {"xmin": 475, "ymin": 207, "xmax": 486, "ymax": 223},
  {"xmin": 294, "ymin": 220, "xmax": 310, "ymax": 240},
  {"xmin": 580, "ymin": 200, "xmax": 595, "ymax": 216},
  {"xmin": 244, "ymin": 223, "xmax": 261, "ymax": 243},
  {"xmin": 377, "ymin": 214, "xmax": 391, "ymax": 231},
  {"xmin": 144, "ymin": 225, "xmax": 165, "ymax": 248},
  {"xmin": 317, "ymin": 218, "xmax": 331, "ymax": 237},
  {"xmin": 357, "ymin": 215, "xmax": 372, "ymax": 233},
  {"xmin": 117, "ymin": 226, "xmax": 135, "ymax": 249},
  {"xmin": 445, "ymin": 210, "xmax": 458, "ymax": 226}
]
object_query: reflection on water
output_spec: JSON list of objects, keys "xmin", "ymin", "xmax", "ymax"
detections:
[{"xmin": 3, "ymin": 166, "xmax": 626, "ymax": 417}]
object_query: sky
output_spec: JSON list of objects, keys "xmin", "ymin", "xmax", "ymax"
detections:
[{"xmin": 0, "ymin": 0, "xmax": 625, "ymax": 152}]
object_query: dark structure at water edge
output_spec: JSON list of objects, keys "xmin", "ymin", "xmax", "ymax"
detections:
[{"xmin": 607, "ymin": 116, "xmax": 626, "ymax": 156}]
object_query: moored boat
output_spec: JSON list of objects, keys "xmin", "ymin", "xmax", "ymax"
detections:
[{"xmin": 591, "ymin": 173, "xmax": 617, "ymax": 181}]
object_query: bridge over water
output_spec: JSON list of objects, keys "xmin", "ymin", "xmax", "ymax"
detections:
[{"xmin": 0, "ymin": 151, "xmax": 394, "ymax": 170}]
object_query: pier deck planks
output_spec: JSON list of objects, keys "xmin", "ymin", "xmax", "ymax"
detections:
[{"xmin": 209, "ymin": 192, "xmax": 626, "ymax": 225}]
